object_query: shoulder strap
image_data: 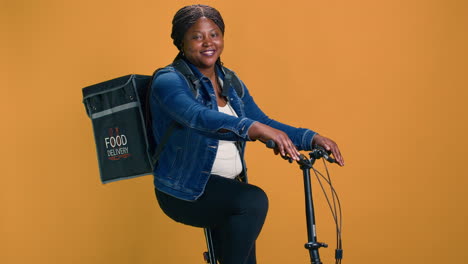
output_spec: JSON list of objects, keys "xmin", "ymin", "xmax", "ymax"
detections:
[
  {"xmin": 221, "ymin": 66, "xmax": 244, "ymax": 98},
  {"xmin": 172, "ymin": 59, "xmax": 201, "ymax": 95},
  {"xmin": 150, "ymin": 121, "xmax": 177, "ymax": 165},
  {"xmin": 146, "ymin": 59, "xmax": 200, "ymax": 167}
]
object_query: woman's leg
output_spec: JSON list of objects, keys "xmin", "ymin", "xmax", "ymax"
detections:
[{"xmin": 155, "ymin": 175, "xmax": 269, "ymax": 264}]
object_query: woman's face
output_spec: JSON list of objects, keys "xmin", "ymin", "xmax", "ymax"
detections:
[{"xmin": 181, "ymin": 17, "xmax": 224, "ymax": 72}]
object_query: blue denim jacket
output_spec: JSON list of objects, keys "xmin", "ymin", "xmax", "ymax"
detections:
[{"xmin": 150, "ymin": 60, "xmax": 316, "ymax": 201}]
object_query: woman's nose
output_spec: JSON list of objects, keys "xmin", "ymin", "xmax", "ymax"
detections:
[{"xmin": 202, "ymin": 37, "xmax": 213, "ymax": 46}]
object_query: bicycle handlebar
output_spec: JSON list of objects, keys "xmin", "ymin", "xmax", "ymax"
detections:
[{"xmin": 265, "ymin": 140, "xmax": 336, "ymax": 164}]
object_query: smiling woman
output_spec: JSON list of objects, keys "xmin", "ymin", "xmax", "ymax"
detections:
[
  {"xmin": 181, "ymin": 17, "xmax": 224, "ymax": 74},
  {"xmin": 150, "ymin": 4, "xmax": 344, "ymax": 264}
]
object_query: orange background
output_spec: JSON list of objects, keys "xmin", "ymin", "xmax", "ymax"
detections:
[{"xmin": 2, "ymin": 0, "xmax": 468, "ymax": 263}]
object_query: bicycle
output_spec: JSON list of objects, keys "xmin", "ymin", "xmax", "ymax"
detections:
[{"xmin": 203, "ymin": 141, "xmax": 344, "ymax": 264}]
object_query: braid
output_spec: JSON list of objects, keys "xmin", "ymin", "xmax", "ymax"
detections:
[{"xmin": 171, "ymin": 5, "xmax": 225, "ymax": 65}]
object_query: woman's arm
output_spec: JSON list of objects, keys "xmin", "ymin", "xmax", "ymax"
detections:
[
  {"xmin": 151, "ymin": 68, "xmax": 257, "ymax": 141},
  {"xmin": 241, "ymin": 81, "xmax": 344, "ymax": 165}
]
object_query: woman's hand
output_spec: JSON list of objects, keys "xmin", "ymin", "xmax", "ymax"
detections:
[
  {"xmin": 312, "ymin": 134, "xmax": 345, "ymax": 166},
  {"xmin": 248, "ymin": 122, "xmax": 301, "ymax": 161}
]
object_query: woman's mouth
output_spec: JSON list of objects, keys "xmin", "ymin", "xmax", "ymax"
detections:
[{"xmin": 201, "ymin": 50, "xmax": 216, "ymax": 56}]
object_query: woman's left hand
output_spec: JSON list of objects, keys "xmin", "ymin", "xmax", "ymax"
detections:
[{"xmin": 312, "ymin": 134, "xmax": 345, "ymax": 166}]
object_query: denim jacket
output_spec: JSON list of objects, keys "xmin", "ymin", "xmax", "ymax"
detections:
[{"xmin": 150, "ymin": 60, "xmax": 316, "ymax": 201}]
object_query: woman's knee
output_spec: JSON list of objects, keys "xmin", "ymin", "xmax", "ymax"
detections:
[{"xmin": 242, "ymin": 185, "xmax": 269, "ymax": 217}]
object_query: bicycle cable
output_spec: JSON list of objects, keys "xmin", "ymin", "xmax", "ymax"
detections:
[{"xmin": 312, "ymin": 159, "xmax": 343, "ymax": 264}]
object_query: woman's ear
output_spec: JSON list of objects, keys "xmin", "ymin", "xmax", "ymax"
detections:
[{"xmin": 180, "ymin": 43, "xmax": 185, "ymax": 56}]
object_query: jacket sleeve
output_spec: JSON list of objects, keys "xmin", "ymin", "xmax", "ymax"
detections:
[
  {"xmin": 151, "ymin": 68, "xmax": 257, "ymax": 141},
  {"xmin": 240, "ymin": 81, "xmax": 317, "ymax": 151}
]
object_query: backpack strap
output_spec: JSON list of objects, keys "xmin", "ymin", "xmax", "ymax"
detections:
[
  {"xmin": 151, "ymin": 120, "xmax": 178, "ymax": 166},
  {"xmin": 173, "ymin": 59, "xmax": 201, "ymax": 96},
  {"xmin": 144, "ymin": 68, "xmax": 165, "ymax": 167},
  {"xmin": 146, "ymin": 59, "xmax": 201, "ymax": 167},
  {"xmin": 220, "ymin": 66, "xmax": 244, "ymax": 98}
]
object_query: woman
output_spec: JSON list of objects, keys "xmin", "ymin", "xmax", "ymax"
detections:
[{"xmin": 150, "ymin": 5, "xmax": 344, "ymax": 264}]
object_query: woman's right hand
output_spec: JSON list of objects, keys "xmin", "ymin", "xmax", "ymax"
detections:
[{"xmin": 248, "ymin": 122, "xmax": 301, "ymax": 161}]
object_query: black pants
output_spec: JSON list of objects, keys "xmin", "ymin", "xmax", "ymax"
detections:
[{"xmin": 155, "ymin": 175, "xmax": 269, "ymax": 264}]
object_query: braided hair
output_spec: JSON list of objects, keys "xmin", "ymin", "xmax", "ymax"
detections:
[{"xmin": 171, "ymin": 5, "xmax": 225, "ymax": 64}]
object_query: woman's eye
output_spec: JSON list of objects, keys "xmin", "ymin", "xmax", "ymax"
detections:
[{"xmin": 192, "ymin": 35, "xmax": 202, "ymax": 40}]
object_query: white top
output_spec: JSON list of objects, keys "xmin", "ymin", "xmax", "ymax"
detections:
[{"xmin": 210, "ymin": 103, "xmax": 243, "ymax": 179}]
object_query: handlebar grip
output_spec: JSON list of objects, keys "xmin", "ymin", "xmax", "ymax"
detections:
[
  {"xmin": 265, "ymin": 140, "xmax": 293, "ymax": 163},
  {"xmin": 266, "ymin": 140, "xmax": 276, "ymax": 149}
]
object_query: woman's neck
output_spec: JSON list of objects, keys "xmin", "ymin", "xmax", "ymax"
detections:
[{"xmin": 198, "ymin": 67, "xmax": 216, "ymax": 79}]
